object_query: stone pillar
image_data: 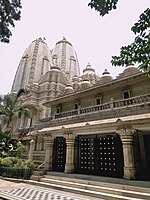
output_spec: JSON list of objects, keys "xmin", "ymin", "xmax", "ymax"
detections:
[
  {"xmin": 44, "ymin": 136, "xmax": 54, "ymax": 171},
  {"xmin": 32, "ymin": 137, "xmax": 36, "ymax": 151},
  {"xmin": 110, "ymin": 97, "xmax": 114, "ymax": 109},
  {"xmin": 16, "ymin": 118, "xmax": 21, "ymax": 131},
  {"xmin": 20, "ymin": 116, "xmax": 25, "ymax": 128},
  {"xmin": 36, "ymin": 136, "xmax": 43, "ymax": 151},
  {"xmin": 28, "ymin": 139, "xmax": 35, "ymax": 160},
  {"xmin": 39, "ymin": 136, "xmax": 43, "ymax": 151},
  {"xmin": 26, "ymin": 118, "xmax": 31, "ymax": 128},
  {"xmin": 40, "ymin": 106, "xmax": 47, "ymax": 119},
  {"xmin": 118, "ymin": 129, "xmax": 136, "ymax": 179},
  {"xmin": 65, "ymin": 134, "xmax": 75, "ymax": 173},
  {"xmin": 78, "ymin": 106, "xmax": 81, "ymax": 114}
]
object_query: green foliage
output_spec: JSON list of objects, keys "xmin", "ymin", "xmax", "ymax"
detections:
[
  {"xmin": 23, "ymin": 159, "xmax": 35, "ymax": 170},
  {"xmin": 0, "ymin": 157, "xmax": 35, "ymax": 170},
  {"xmin": 0, "ymin": 131, "xmax": 27, "ymax": 158},
  {"xmin": 0, "ymin": 131, "xmax": 12, "ymax": 157},
  {"xmin": 88, "ymin": 0, "xmax": 118, "ymax": 16},
  {"xmin": 88, "ymin": 1, "xmax": 150, "ymax": 73},
  {"xmin": 0, "ymin": 91, "xmax": 22, "ymax": 130},
  {"xmin": 16, "ymin": 141, "xmax": 27, "ymax": 158},
  {"xmin": 0, "ymin": 131, "xmax": 10, "ymax": 140},
  {"xmin": 13, "ymin": 158, "xmax": 24, "ymax": 169},
  {"xmin": 0, "ymin": 0, "xmax": 22, "ymax": 43},
  {"xmin": 0, "ymin": 88, "xmax": 34, "ymax": 132},
  {"xmin": 111, "ymin": 8, "xmax": 150, "ymax": 74},
  {"xmin": 0, "ymin": 157, "xmax": 13, "ymax": 167}
]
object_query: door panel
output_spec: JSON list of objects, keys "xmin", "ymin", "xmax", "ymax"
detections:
[
  {"xmin": 76, "ymin": 133, "xmax": 123, "ymax": 178},
  {"xmin": 52, "ymin": 137, "xmax": 66, "ymax": 172},
  {"xmin": 78, "ymin": 135, "xmax": 96, "ymax": 174},
  {"xmin": 143, "ymin": 134, "xmax": 150, "ymax": 180},
  {"xmin": 97, "ymin": 134, "xmax": 123, "ymax": 177}
]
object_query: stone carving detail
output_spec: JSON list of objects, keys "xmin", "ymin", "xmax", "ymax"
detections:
[{"xmin": 29, "ymin": 40, "xmax": 39, "ymax": 84}]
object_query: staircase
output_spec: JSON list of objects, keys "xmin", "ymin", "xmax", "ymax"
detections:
[{"xmin": 29, "ymin": 172, "xmax": 150, "ymax": 200}]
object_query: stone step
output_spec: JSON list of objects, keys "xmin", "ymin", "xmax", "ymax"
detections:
[
  {"xmin": 42, "ymin": 175, "xmax": 150, "ymax": 199},
  {"xmin": 27, "ymin": 176, "xmax": 150, "ymax": 200},
  {"xmin": 43, "ymin": 174, "xmax": 150, "ymax": 193}
]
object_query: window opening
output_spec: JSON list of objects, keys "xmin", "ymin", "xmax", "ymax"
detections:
[{"xmin": 122, "ymin": 90, "xmax": 130, "ymax": 99}]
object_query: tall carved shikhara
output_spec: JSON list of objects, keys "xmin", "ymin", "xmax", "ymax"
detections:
[{"xmin": 12, "ymin": 37, "xmax": 80, "ymax": 93}]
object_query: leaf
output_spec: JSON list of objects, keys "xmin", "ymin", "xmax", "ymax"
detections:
[{"xmin": 0, "ymin": 0, "xmax": 22, "ymax": 43}]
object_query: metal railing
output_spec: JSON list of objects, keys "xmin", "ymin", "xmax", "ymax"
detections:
[
  {"xmin": 0, "ymin": 167, "xmax": 32, "ymax": 179},
  {"xmin": 37, "ymin": 161, "xmax": 45, "ymax": 170}
]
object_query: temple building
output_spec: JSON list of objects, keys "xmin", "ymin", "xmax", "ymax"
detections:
[{"xmin": 11, "ymin": 37, "xmax": 150, "ymax": 180}]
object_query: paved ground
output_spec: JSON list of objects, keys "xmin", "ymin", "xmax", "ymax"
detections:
[{"xmin": 0, "ymin": 179, "xmax": 101, "ymax": 200}]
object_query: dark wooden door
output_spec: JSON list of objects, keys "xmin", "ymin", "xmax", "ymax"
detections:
[
  {"xmin": 76, "ymin": 133, "xmax": 123, "ymax": 178},
  {"xmin": 96, "ymin": 134, "xmax": 123, "ymax": 177},
  {"xmin": 143, "ymin": 134, "xmax": 150, "ymax": 180},
  {"xmin": 77, "ymin": 135, "xmax": 96, "ymax": 174},
  {"xmin": 52, "ymin": 137, "xmax": 66, "ymax": 172}
]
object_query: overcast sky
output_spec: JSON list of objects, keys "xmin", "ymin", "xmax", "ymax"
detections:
[{"xmin": 0, "ymin": 0, "xmax": 149, "ymax": 94}]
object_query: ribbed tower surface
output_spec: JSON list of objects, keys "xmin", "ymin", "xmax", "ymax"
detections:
[
  {"xmin": 11, "ymin": 37, "xmax": 80, "ymax": 92},
  {"xmin": 52, "ymin": 37, "xmax": 80, "ymax": 82}
]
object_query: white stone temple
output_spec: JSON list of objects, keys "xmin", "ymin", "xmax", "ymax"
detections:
[{"xmin": 11, "ymin": 37, "xmax": 150, "ymax": 180}]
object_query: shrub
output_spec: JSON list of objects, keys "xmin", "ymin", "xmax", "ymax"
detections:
[
  {"xmin": 0, "ymin": 132, "xmax": 27, "ymax": 158},
  {"xmin": 24, "ymin": 160, "xmax": 35, "ymax": 170},
  {"xmin": 16, "ymin": 141, "xmax": 27, "ymax": 158},
  {"xmin": 1, "ymin": 157, "xmax": 13, "ymax": 167},
  {"xmin": 0, "ymin": 157, "xmax": 2, "ymax": 165},
  {"xmin": 0, "ymin": 157, "xmax": 35, "ymax": 170}
]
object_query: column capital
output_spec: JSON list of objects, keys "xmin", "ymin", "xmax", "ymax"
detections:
[
  {"xmin": 117, "ymin": 129, "xmax": 136, "ymax": 139},
  {"xmin": 29, "ymin": 139, "xmax": 34, "ymax": 160},
  {"xmin": 44, "ymin": 136, "xmax": 54, "ymax": 148},
  {"xmin": 44, "ymin": 135, "xmax": 54, "ymax": 141},
  {"xmin": 64, "ymin": 132, "xmax": 75, "ymax": 141},
  {"xmin": 30, "ymin": 130, "xmax": 38, "ymax": 135},
  {"xmin": 30, "ymin": 139, "xmax": 35, "ymax": 145}
]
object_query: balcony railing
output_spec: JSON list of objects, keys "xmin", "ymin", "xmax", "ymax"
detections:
[{"xmin": 54, "ymin": 94, "xmax": 150, "ymax": 119}]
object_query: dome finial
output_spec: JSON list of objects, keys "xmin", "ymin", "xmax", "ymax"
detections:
[
  {"xmin": 102, "ymin": 69, "xmax": 110, "ymax": 75},
  {"xmin": 62, "ymin": 32, "xmax": 66, "ymax": 41},
  {"xmin": 83, "ymin": 62, "xmax": 95, "ymax": 74}
]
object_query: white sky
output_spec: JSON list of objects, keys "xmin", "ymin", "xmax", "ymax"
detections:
[{"xmin": 0, "ymin": 0, "xmax": 149, "ymax": 94}]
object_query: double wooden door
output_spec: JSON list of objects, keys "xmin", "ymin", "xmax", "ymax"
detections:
[{"xmin": 75, "ymin": 133, "xmax": 123, "ymax": 178}]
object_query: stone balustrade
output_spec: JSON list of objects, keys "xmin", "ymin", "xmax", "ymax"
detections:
[
  {"xmin": 55, "ymin": 94, "xmax": 150, "ymax": 119},
  {"xmin": 55, "ymin": 110, "xmax": 78, "ymax": 118}
]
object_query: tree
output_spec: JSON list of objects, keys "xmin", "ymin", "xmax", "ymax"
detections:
[
  {"xmin": 0, "ymin": 131, "xmax": 10, "ymax": 157},
  {"xmin": 111, "ymin": 8, "xmax": 150, "ymax": 75},
  {"xmin": 0, "ymin": 131, "xmax": 26, "ymax": 158},
  {"xmin": 0, "ymin": 89, "xmax": 32, "ymax": 133},
  {"xmin": 88, "ymin": 1, "xmax": 150, "ymax": 74},
  {"xmin": 88, "ymin": 0, "xmax": 118, "ymax": 16},
  {"xmin": 0, "ymin": 0, "xmax": 22, "ymax": 43}
]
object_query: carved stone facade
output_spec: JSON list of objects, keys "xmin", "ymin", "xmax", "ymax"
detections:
[{"xmin": 11, "ymin": 38, "xmax": 150, "ymax": 180}]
